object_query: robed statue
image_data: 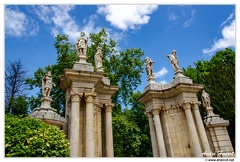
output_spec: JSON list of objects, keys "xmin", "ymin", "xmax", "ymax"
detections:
[
  {"xmin": 42, "ymin": 71, "xmax": 55, "ymax": 97},
  {"xmin": 76, "ymin": 32, "xmax": 88, "ymax": 57}
]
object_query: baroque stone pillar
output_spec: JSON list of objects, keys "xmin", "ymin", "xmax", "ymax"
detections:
[
  {"xmin": 85, "ymin": 93, "xmax": 96, "ymax": 157},
  {"xmin": 105, "ymin": 103, "xmax": 114, "ymax": 157},
  {"xmin": 146, "ymin": 111, "xmax": 159, "ymax": 157},
  {"xmin": 152, "ymin": 108, "xmax": 167, "ymax": 157},
  {"xmin": 70, "ymin": 92, "xmax": 82, "ymax": 157},
  {"xmin": 192, "ymin": 101, "xmax": 211, "ymax": 156},
  {"xmin": 182, "ymin": 101, "xmax": 202, "ymax": 157}
]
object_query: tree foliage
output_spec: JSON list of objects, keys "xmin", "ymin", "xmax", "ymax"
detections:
[
  {"xmin": 5, "ymin": 59, "xmax": 29, "ymax": 113},
  {"xmin": 11, "ymin": 95, "xmax": 29, "ymax": 115},
  {"xmin": 26, "ymin": 28, "xmax": 144, "ymax": 114},
  {"xmin": 112, "ymin": 113, "xmax": 141, "ymax": 157},
  {"xmin": 183, "ymin": 48, "xmax": 235, "ymax": 149},
  {"xmin": 5, "ymin": 114, "xmax": 70, "ymax": 157}
]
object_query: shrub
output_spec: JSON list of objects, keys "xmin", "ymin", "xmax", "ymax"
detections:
[{"xmin": 5, "ymin": 114, "xmax": 70, "ymax": 157}]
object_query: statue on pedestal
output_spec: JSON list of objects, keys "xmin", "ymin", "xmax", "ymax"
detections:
[
  {"xmin": 94, "ymin": 46, "xmax": 103, "ymax": 70},
  {"xmin": 201, "ymin": 90, "xmax": 211, "ymax": 108},
  {"xmin": 166, "ymin": 50, "xmax": 180, "ymax": 72},
  {"xmin": 76, "ymin": 32, "xmax": 88, "ymax": 57},
  {"xmin": 42, "ymin": 71, "xmax": 55, "ymax": 97},
  {"xmin": 145, "ymin": 57, "xmax": 154, "ymax": 77}
]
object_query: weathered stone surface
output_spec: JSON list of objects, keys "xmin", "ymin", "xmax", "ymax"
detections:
[{"xmin": 73, "ymin": 62, "xmax": 94, "ymax": 72}]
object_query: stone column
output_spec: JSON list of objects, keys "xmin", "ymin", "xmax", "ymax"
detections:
[
  {"xmin": 105, "ymin": 104, "xmax": 114, "ymax": 157},
  {"xmin": 94, "ymin": 104, "xmax": 102, "ymax": 157},
  {"xmin": 192, "ymin": 101, "xmax": 211, "ymax": 156},
  {"xmin": 182, "ymin": 101, "xmax": 202, "ymax": 157},
  {"xmin": 152, "ymin": 108, "xmax": 167, "ymax": 157},
  {"xmin": 70, "ymin": 92, "xmax": 82, "ymax": 157},
  {"xmin": 146, "ymin": 111, "xmax": 159, "ymax": 157},
  {"xmin": 85, "ymin": 93, "xmax": 96, "ymax": 157}
]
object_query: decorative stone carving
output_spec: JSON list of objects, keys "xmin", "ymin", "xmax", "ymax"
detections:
[
  {"xmin": 201, "ymin": 90, "xmax": 216, "ymax": 117},
  {"xmin": 42, "ymin": 71, "xmax": 55, "ymax": 97},
  {"xmin": 145, "ymin": 56, "xmax": 154, "ymax": 78},
  {"xmin": 166, "ymin": 50, "xmax": 180, "ymax": 72},
  {"xmin": 105, "ymin": 103, "xmax": 114, "ymax": 112},
  {"xmin": 85, "ymin": 92, "xmax": 96, "ymax": 103},
  {"xmin": 70, "ymin": 91, "xmax": 83, "ymax": 102},
  {"xmin": 151, "ymin": 108, "xmax": 160, "ymax": 115},
  {"xmin": 201, "ymin": 90, "xmax": 211, "ymax": 108},
  {"xmin": 95, "ymin": 46, "xmax": 103, "ymax": 71},
  {"xmin": 76, "ymin": 32, "xmax": 88, "ymax": 57}
]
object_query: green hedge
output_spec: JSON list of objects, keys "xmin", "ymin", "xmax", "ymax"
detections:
[{"xmin": 5, "ymin": 114, "xmax": 70, "ymax": 157}]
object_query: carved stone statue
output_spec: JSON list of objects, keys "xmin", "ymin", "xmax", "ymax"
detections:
[
  {"xmin": 42, "ymin": 71, "xmax": 55, "ymax": 97},
  {"xmin": 76, "ymin": 32, "xmax": 88, "ymax": 57},
  {"xmin": 201, "ymin": 90, "xmax": 211, "ymax": 108},
  {"xmin": 166, "ymin": 50, "xmax": 180, "ymax": 72},
  {"xmin": 94, "ymin": 46, "xmax": 103, "ymax": 70},
  {"xmin": 145, "ymin": 57, "xmax": 154, "ymax": 77}
]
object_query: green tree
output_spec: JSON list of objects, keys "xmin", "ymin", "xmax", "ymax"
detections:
[
  {"xmin": 26, "ymin": 28, "xmax": 144, "ymax": 115},
  {"xmin": 112, "ymin": 113, "xmax": 141, "ymax": 157},
  {"xmin": 5, "ymin": 114, "xmax": 70, "ymax": 157},
  {"xmin": 183, "ymin": 48, "xmax": 235, "ymax": 149},
  {"xmin": 124, "ymin": 91, "xmax": 152, "ymax": 157},
  {"xmin": 11, "ymin": 95, "xmax": 28, "ymax": 115}
]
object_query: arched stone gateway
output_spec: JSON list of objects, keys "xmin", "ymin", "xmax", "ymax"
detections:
[{"xmin": 138, "ymin": 52, "xmax": 234, "ymax": 157}]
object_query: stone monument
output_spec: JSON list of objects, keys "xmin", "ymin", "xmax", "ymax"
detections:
[
  {"xmin": 59, "ymin": 33, "xmax": 119, "ymax": 157},
  {"xmin": 31, "ymin": 71, "xmax": 66, "ymax": 129},
  {"xmin": 202, "ymin": 90, "xmax": 234, "ymax": 157},
  {"xmin": 138, "ymin": 50, "xmax": 234, "ymax": 157}
]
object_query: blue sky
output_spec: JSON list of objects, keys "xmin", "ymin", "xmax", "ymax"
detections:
[{"xmin": 3, "ymin": 3, "xmax": 236, "ymax": 98}]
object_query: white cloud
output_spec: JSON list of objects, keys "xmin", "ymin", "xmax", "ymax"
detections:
[
  {"xmin": 221, "ymin": 13, "xmax": 234, "ymax": 27},
  {"xmin": 159, "ymin": 80, "xmax": 168, "ymax": 84},
  {"xmin": 183, "ymin": 10, "xmax": 195, "ymax": 27},
  {"xmin": 5, "ymin": 7, "xmax": 39, "ymax": 37},
  {"xmin": 33, "ymin": 5, "xmax": 81, "ymax": 42},
  {"xmin": 97, "ymin": 5, "xmax": 158, "ymax": 30},
  {"xmin": 154, "ymin": 67, "xmax": 168, "ymax": 78},
  {"xmin": 202, "ymin": 19, "xmax": 235, "ymax": 55},
  {"xmin": 168, "ymin": 12, "xmax": 178, "ymax": 21}
]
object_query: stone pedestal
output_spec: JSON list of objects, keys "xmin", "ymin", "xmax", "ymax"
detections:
[
  {"xmin": 73, "ymin": 62, "xmax": 94, "ymax": 72},
  {"xmin": 147, "ymin": 76, "xmax": 155, "ymax": 84},
  {"xmin": 174, "ymin": 69, "xmax": 184, "ymax": 78},
  {"xmin": 31, "ymin": 97, "xmax": 66, "ymax": 129},
  {"xmin": 205, "ymin": 114, "xmax": 234, "ymax": 157}
]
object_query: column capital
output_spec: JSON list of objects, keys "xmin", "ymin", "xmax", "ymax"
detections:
[
  {"xmin": 151, "ymin": 108, "xmax": 160, "ymax": 115},
  {"xmin": 145, "ymin": 111, "xmax": 152, "ymax": 118},
  {"xmin": 70, "ymin": 91, "xmax": 83, "ymax": 102},
  {"xmin": 192, "ymin": 101, "xmax": 201, "ymax": 110},
  {"xmin": 182, "ymin": 100, "xmax": 191, "ymax": 110},
  {"xmin": 94, "ymin": 103, "xmax": 102, "ymax": 112},
  {"xmin": 105, "ymin": 103, "xmax": 114, "ymax": 112},
  {"xmin": 84, "ymin": 92, "xmax": 96, "ymax": 103}
]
